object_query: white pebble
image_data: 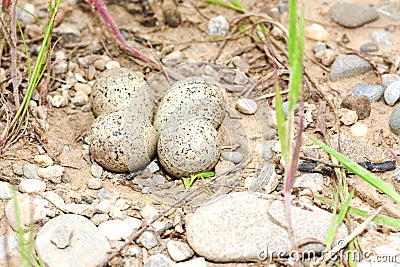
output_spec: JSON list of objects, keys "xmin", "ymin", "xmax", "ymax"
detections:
[
  {"xmin": 37, "ymin": 165, "xmax": 63, "ymax": 183},
  {"xmin": 88, "ymin": 178, "xmax": 103, "ymax": 190},
  {"xmin": 140, "ymin": 205, "xmax": 159, "ymax": 219},
  {"xmin": 74, "ymin": 83, "xmax": 92, "ymax": 96},
  {"xmin": 338, "ymin": 108, "xmax": 358, "ymax": 125},
  {"xmin": 50, "ymin": 95, "xmax": 66, "ymax": 108},
  {"xmin": 235, "ymin": 98, "xmax": 258, "ymax": 115},
  {"xmin": 350, "ymin": 122, "xmax": 368, "ymax": 137},
  {"xmin": 105, "ymin": 61, "xmax": 120, "ymax": 70},
  {"xmin": 305, "ymin": 23, "xmax": 329, "ymax": 42},
  {"xmin": 34, "ymin": 155, "xmax": 53, "ymax": 167},
  {"xmin": 208, "ymin": 15, "xmax": 229, "ymax": 37},
  {"xmin": 19, "ymin": 179, "xmax": 46, "ymax": 193}
]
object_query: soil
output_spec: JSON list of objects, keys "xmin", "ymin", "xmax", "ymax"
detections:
[{"xmin": 1, "ymin": 0, "xmax": 400, "ymax": 266}]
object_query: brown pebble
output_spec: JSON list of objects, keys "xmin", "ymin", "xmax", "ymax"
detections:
[
  {"xmin": 163, "ymin": 9, "xmax": 181, "ymax": 28},
  {"xmin": 340, "ymin": 95, "xmax": 371, "ymax": 120}
]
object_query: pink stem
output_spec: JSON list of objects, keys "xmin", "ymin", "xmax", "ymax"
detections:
[{"xmin": 88, "ymin": 0, "xmax": 162, "ymax": 70}]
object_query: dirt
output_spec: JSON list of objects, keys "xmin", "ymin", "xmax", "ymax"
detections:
[{"xmin": 1, "ymin": 0, "xmax": 400, "ymax": 265}]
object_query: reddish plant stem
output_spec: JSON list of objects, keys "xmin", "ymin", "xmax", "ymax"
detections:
[
  {"xmin": 10, "ymin": 0, "xmax": 20, "ymax": 108},
  {"xmin": 2, "ymin": 0, "xmax": 10, "ymax": 11},
  {"xmin": 88, "ymin": 0, "xmax": 162, "ymax": 70}
]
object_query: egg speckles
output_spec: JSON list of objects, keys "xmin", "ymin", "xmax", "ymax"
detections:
[
  {"xmin": 90, "ymin": 68, "xmax": 153, "ymax": 119},
  {"xmin": 154, "ymin": 78, "xmax": 225, "ymax": 133},
  {"xmin": 89, "ymin": 110, "xmax": 157, "ymax": 172},
  {"xmin": 157, "ymin": 119, "xmax": 220, "ymax": 177}
]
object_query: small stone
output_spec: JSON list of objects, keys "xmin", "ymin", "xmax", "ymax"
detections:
[
  {"xmin": 115, "ymin": 199, "xmax": 130, "ymax": 210},
  {"xmin": 74, "ymin": 83, "xmax": 92, "ymax": 96},
  {"xmin": 105, "ymin": 61, "xmax": 120, "ymax": 70},
  {"xmin": 389, "ymin": 105, "xmax": 400, "ymax": 134},
  {"xmin": 249, "ymin": 163, "xmax": 278, "ymax": 193},
  {"xmin": 22, "ymin": 164, "xmax": 40, "ymax": 179},
  {"xmin": 19, "ymin": 179, "xmax": 46, "ymax": 193},
  {"xmin": 208, "ymin": 15, "xmax": 229, "ymax": 37},
  {"xmin": 144, "ymin": 254, "xmax": 174, "ymax": 267},
  {"xmin": 384, "ymin": 80, "xmax": 400, "ymax": 106},
  {"xmin": 315, "ymin": 49, "xmax": 335, "ymax": 66},
  {"xmin": 214, "ymin": 160, "xmax": 235, "ymax": 175},
  {"xmin": 293, "ymin": 173, "xmax": 324, "ymax": 193},
  {"xmin": 235, "ymin": 98, "xmax": 257, "ymax": 115},
  {"xmin": 371, "ymin": 31, "xmax": 392, "ymax": 47},
  {"xmin": 161, "ymin": 51, "xmax": 183, "ymax": 65},
  {"xmin": 94, "ymin": 200, "xmax": 111, "ymax": 214},
  {"xmin": 330, "ymin": 55, "xmax": 372, "ymax": 82},
  {"xmin": 152, "ymin": 174, "xmax": 166, "ymax": 185},
  {"xmin": 50, "ymin": 226, "xmax": 72, "ymax": 249},
  {"xmin": 231, "ymin": 56, "xmax": 250, "ymax": 69},
  {"xmin": 352, "ymin": 84, "xmax": 385, "ymax": 102},
  {"xmin": 71, "ymin": 92, "xmax": 89, "ymax": 106},
  {"xmin": 94, "ymin": 59, "xmax": 106, "ymax": 71},
  {"xmin": 63, "ymin": 203, "xmax": 95, "ymax": 217},
  {"xmin": 394, "ymin": 166, "xmax": 400, "ymax": 183},
  {"xmin": 221, "ymin": 151, "xmax": 243, "ymax": 164},
  {"xmin": 38, "ymin": 165, "xmax": 64, "ymax": 183},
  {"xmin": 0, "ymin": 182, "xmax": 13, "ymax": 199},
  {"xmin": 81, "ymin": 104, "xmax": 92, "ymax": 112},
  {"xmin": 88, "ymin": 65, "xmax": 96, "ymax": 81},
  {"xmin": 233, "ymin": 72, "xmax": 248, "ymax": 85},
  {"xmin": 138, "ymin": 231, "xmax": 159, "ymax": 249},
  {"xmin": 312, "ymin": 42, "xmax": 327, "ymax": 53},
  {"xmin": 53, "ymin": 61, "xmax": 68, "ymax": 75},
  {"xmin": 51, "ymin": 95, "xmax": 66, "ymax": 108},
  {"xmin": 98, "ymin": 189, "xmax": 119, "ymax": 204},
  {"xmin": 381, "ymin": 74, "xmax": 400, "ymax": 87},
  {"xmin": 36, "ymin": 214, "xmax": 110, "ymax": 267},
  {"xmin": 175, "ymin": 257, "xmax": 206, "ymax": 267},
  {"xmin": 109, "ymin": 206, "xmax": 125, "ymax": 220},
  {"xmin": 330, "ymin": 2, "xmax": 378, "ymax": 28},
  {"xmin": 88, "ymin": 178, "xmax": 102, "ymax": 190},
  {"xmin": 35, "ymin": 106, "xmax": 48, "ymax": 120},
  {"xmin": 140, "ymin": 205, "xmax": 159, "ymax": 219},
  {"xmin": 145, "ymin": 161, "xmax": 160, "ymax": 174},
  {"xmin": 360, "ymin": 42, "xmax": 379, "ymax": 53},
  {"xmin": 98, "ymin": 219, "xmax": 140, "ymax": 241},
  {"xmin": 305, "ymin": 23, "xmax": 328, "ymax": 41},
  {"xmin": 340, "ymin": 95, "xmax": 371, "ymax": 120},
  {"xmin": 338, "ymin": 108, "xmax": 358, "ymax": 125},
  {"xmin": 163, "ymin": 9, "xmax": 181, "ymax": 27},
  {"xmin": 90, "ymin": 164, "xmax": 103, "ymax": 178},
  {"xmin": 90, "ymin": 214, "xmax": 109, "ymax": 226},
  {"xmin": 167, "ymin": 240, "xmax": 194, "ymax": 262},
  {"xmin": 34, "ymin": 155, "xmax": 53, "ymax": 167},
  {"xmin": 41, "ymin": 191, "xmax": 65, "ymax": 207},
  {"xmin": 350, "ymin": 122, "xmax": 368, "ymax": 137}
]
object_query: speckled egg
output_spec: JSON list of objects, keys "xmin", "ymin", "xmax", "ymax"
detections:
[
  {"xmin": 154, "ymin": 77, "xmax": 225, "ymax": 133},
  {"xmin": 90, "ymin": 68, "xmax": 154, "ymax": 120},
  {"xmin": 157, "ymin": 118, "xmax": 220, "ymax": 178},
  {"xmin": 89, "ymin": 110, "xmax": 157, "ymax": 173}
]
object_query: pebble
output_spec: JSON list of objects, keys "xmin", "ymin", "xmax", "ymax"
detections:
[
  {"xmin": 340, "ymin": 95, "xmax": 371, "ymax": 120},
  {"xmin": 94, "ymin": 59, "xmax": 106, "ymax": 71},
  {"xmin": 208, "ymin": 15, "xmax": 229, "ymax": 37},
  {"xmin": 305, "ymin": 23, "xmax": 328, "ymax": 41},
  {"xmin": 293, "ymin": 173, "xmax": 324, "ymax": 193},
  {"xmin": 312, "ymin": 42, "xmax": 327, "ymax": 53},
  {"xmin": 162, "ymin": 51, "xmax": 183, "ymax": 65},
  {"xmin": 249, "ymin": 163, "xmax": 278, "ymax": 193},
  {"xmin": 105, "ymin": 60, "xmax": 120, "ymax": 70},
  {"xmin": 94, "ymin": 200, "xmax": 111, "ymax": 214},
  {"xmin": 350, "ymin": 122, "xmax": 368, "ymax": 137},
  {"xmin": 98, "ymin": 189, "xmax": 119, "ymax": 204},
  {"xmin": 233, "ymin": 71, "xmax": 248, "ymax": 85},
  {"xmin": 109, "ymin": 206, "xmax": 126, "ymax": 220},
  {"xmin": 36, "ymin": 214, "xmax": 110, "ymax": 267},
  {"xmin": 90, "ymin": 164, "xmax": 103, "ymax": 178},
  {"xmin": 231, "ymin": 56, "xmax": 250, "ymax": 69},
  {"xmin": 22, "ymin": 163, "xmax": 40, "ymax": 179},
  {"xmin": 384, "ymin": 80, "xmax": 400, "ymax": 106},
  {"xmin": 352, "ymin": 84, "xmax": 385, "ymax": 102},
  {"xmin": 187, "ymin": 192, "xmax": 347, "ymax": 262},
  {"xmin": 35, "ymin": 106, "xmax": 48, "ymax": 120},
  {"xmin": 145, "ymin": 161, "xmax": 160, "ymax": 174},
  {"xmin": 98, "ymin": 218, "xmax": 141, "ymax": 241},
  {"xmin": 163, "ymin": 9, "xmax": 182, "ymax": 28},
  {"xmin": 360, "ymin": 42, "xmax": 379, "ymax": 53},
  {"xmin": 19, "ymin": 179, "xmax": 46, "ymax": 193},
  {"xmin": 144, "ymin": 254, "xmax": 174, "ymax": 267},
  {"xmin": 330, "ymin": 55, "xmax": 372, "ymax": 82},
  {"xmin": 0, "ymin": 182, "xmax": 13, "ymax": 199},
  {"xmin": 91, "ymin": 213, "xmax": 109, "ymax": 225},
  {"xmin": 41, "ymin": 191, "xmax": 65, "ymax": 207},
  {"xmin": 6, "ymin": 194, "xmax": 53, "ymax": 231},
  {"xmin": 338, "ymin": 108, "xmax": 358, "ymax": 125},
  {"xmin": 175, "ymin": 257, "xmax": 207, "ymax": 267},
  {"xmin": 214, "ymin": 160, "xmax": 235, "ymax": 175},
  {"xmin": 63, "ymin": 203, "xmax": 95, "ymax": 217},
  {"xmin": 138, "ymin": 231, "xmax": 159, "ymax": 249},
  {"xmin": 235, "ymin": 98, "xmax": 257, "ymax": 115},
  {"xmin": 167, "ymin": 240, "xmax": 194, "ymax": 262},
  {"xmin": 88, "ymin": 177, "xmax": 103, "ymax": 190},
  {"xmin": 34, "ymin": 154, "xmax": 53, "ymax": 167},
  {"xmin": 330, "ymin": 2, "xmax": 378, "ymax": 28},
  {"xmin": 74, "ymin": 83, "xmax": 92, "ymax": 96},
  {"xmin": 71, "ymin": 92, "xmax": 89, "ymax": 106},
  {"xmin": 140, "ymin": 205, "xmax": 159, "ymax": 219},
  {"xmin": 371, "ymin": 31, "xmax": 392, "ymax": 47},
  {"xmin": 51, "ymin": 95, "xmax": 66, "ymax": 108},
  {"xmin": 53, "ymin": 61, "xmax": 68, "ymax": 75},
  {"xmin": 381, "ymin": 74, "xmax": 400, "ymax": 87},
  {"xmin": 88, "ymin": 65, "xmax": 96, "ymax": 81},
  {"xmin": 314, "ymin": 49, "xmax": 335, "ymax": 66},
  {"xmin": 389, "ymin": 105, "xmax": 400, "ymax": 134},
  {"xmin": 115, "ymin": 198, "xmax": 131, "ymax": 210},
  {"xmin": 220, "ymin": 151, "xmax": 244, "ymax": 164},
  {"xmin": 38, "ymin": 165, "xmax": 64, "ymax": 183}
]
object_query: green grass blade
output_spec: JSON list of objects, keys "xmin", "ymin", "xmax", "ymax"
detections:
[
  {"xmin": 17, "ymin": 20, "xmax": 31, "ymax": 78},
  {"xmin": 231, "ymin": 0, "xmax": 246, "ymax": 12},
  {"xmin": 275, "ymin": 80, "xmax": 288, "ymax": 162},
  {"xmin": 205, "ymin": 0, "xmax": 243, "ymax": 12},
  {"xmin": 288, "ymin": 0, "xmax": 297, "ymax": 66},
  {"xmin": 310, "ymin": 136, "xmax": 400, "ymax": 203},
  {"xmin": 17, "ymin": 5, "xmax": 45, "ymax": 28}
]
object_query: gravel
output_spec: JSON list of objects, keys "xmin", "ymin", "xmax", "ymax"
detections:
[
  {"xmin": 330, "ymin": 55, "xmax": 372, "ymax": 81},
  {"xmin": 330, "ymin": 2, "xmax": 378, "ymax": 28}
]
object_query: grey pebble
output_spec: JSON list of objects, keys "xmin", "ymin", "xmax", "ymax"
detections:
[
  {"xmin": 221, "ymin": 151, "xmax": 243, "ymax": 164},
  {"xmin": 88, "ymin": 178, "xmax": 103, "ymax": 190},
  {"xmin": 249, "ymin": 163, "xmax": 277, "ymax": 193},
  {"xmin": 371, "ymin": 31, "xmax": 392, "ymax": 47},
  {"xmin": 312, "ymin": 42, "xmax": 327, "ymax": 53},
  {"xmin": 381, "ymin": 74, "xmax": 400, "ymax": 87},
  {"xmin": 0, "ymin": 182, "xmax": 13, "ymax": 200},
  {"xmin": 167, "ymin": 240, "xmax": 194, "ymax": 262},
  {"xmin": 186, "ymin": 192, "xmax": 347, "ymax": 262},
  {"xmin": 138, "ymin": 231, "xmax": 159, "ymax": 249},
  {"xmin": 360, "ymin": 42, "xmax": 379, "ymax": 53},
  {"xmin": 22, "ymin": 163, "xmax": 40, "ymax": 179},
  {"xmin": 208, "ymin": 15, "xmax": 229, "ymax": 37},
  {"xmin": 236, "ymin": 98, "xmax": 258, "ymax": 114},
  {"xmin": 330, "ymin": 2, "xmax": 378, "ymax": 28},
  {"xmin": 98, "ymin": 189, "xmax": 119, "ymax": 204},
  {"xmin": 232, "ymin": 56, "xmax": 250, "ymax": 69},
  {"xmin": 330, "ymin": 55, "xmax": 372, "ymax": 82},
  {"xmin": 144, "ymin": 254, "xmax": 174, "ymax": 267},
  {"xmin": 90, "ymin": 164, "xmax": 103, "ymax": 178},
  {"xmin": 352, "ymin": 84, "xmax": 385, "ymax": 102},
  {"xmin": 384, "ymin": 80, "xmax": 400, "ymax": 106},
  {"xmin": 36, "ymin": 214, "xmax": 110, "ymax": 267},
  {"xmin": 293, "ymin": 173, "xmax": 324, "ymax": 193},
  {"xmin": 152, "ymin": 174, "xmax": 166, "ymax": 185},
  {"xmin": 389, "ymin": 105, "xmax": 400, "ymax": 134}
]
